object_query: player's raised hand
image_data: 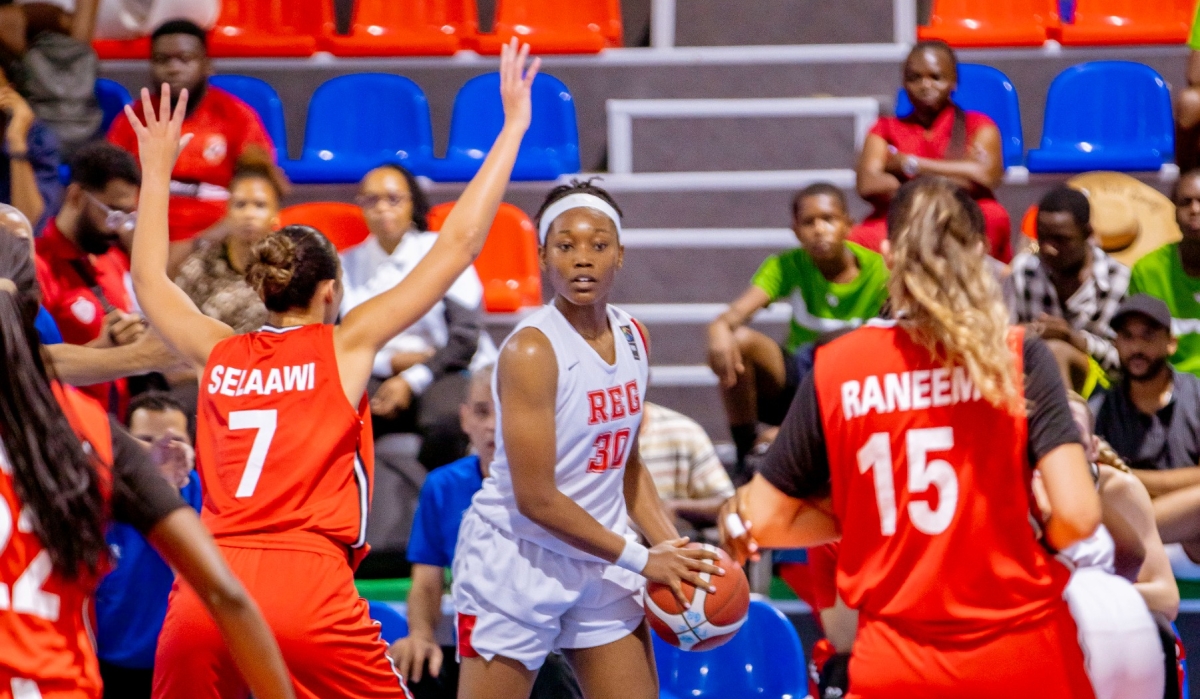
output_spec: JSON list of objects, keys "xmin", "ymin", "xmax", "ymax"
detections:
[
  {"xmin": 642, "ymin": 538, "xmax": 725, "ymax": 610},
  {"xmin": 123, "ymin": 83, "xmax": 193, "ymax": 177},
  {"xmin": 718, "ymin": 489, "xmax": 761, "ymax": 565},
  {"xmin": 499, "ymin": 38, "xmax": 540, "ymax": 133}
]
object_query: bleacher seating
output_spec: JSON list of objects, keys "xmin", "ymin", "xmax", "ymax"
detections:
[
  {"xmin": 279, "ymin": 202, "xmax": 371, "ymax": 251},
  {"xmin": 208, "ymin": 75, "xmax": 289, "ymax": 159},
  {"xmin": 206, "ymin": 0, "xmax": 320, "ymax": 58},
  {"xmin": 428, "ymin": 202, "xmax": 543, "ymax": 313},
  {"xmin": 366, "ymin": 602, "xmax": 409, "ymax": 645},
  {"xmin": 1026, "ymin": 61, "xmax": 1174, "ymax": 173},
  {"xmin": 1059, "ymin": 0, "xmax": 1194, "ymax": 46},
  {"xmin": 894, "ymin": 63, "xmax": 1025, "ymax": 169},
  {"xmin": 428, "ymin": 72, "xmax": 580, "ymax": 182},
  {"xmin": 474, "ymin": 0, "xmax": 623, "ymax": 54},
  {"xmin": 285, "ymin": 74, "xmax": 436, "ymax": 184},
  {"xmin": 94, "ymin": 78, "xmax": 132, "ymax": 137},
  {"xmin": 919, "ymin": 0, "xmax": 1061, "ymax": 47},
  {"xmin": 653, "ymin": 600, "xmax": 806, "ymax": 699},
  {"xmin": 317, "ymin": 0, "xmax": 477, "ymax": 57}
]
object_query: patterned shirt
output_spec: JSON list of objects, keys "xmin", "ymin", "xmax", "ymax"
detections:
[
  {"xmin": 639, "ymin": 403, "xmax": 735, "ymax": 501},
  {"xmin": 1010, "ymin": 246, "xmax": 1129, "ymax": 374},
  {"xmin": 174, "ymin": 238, "xmax": 268, "ymax": 334}
]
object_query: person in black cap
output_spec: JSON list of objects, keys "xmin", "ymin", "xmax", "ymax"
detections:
[{"xmin": 1094, "ymin": 294, "xmax": 1200, "ymax": 560}]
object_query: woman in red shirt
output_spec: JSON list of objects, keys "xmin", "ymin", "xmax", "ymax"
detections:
[{"xmin": 852, "ymin": 40, "xmax": 1011, "ymax": 262}]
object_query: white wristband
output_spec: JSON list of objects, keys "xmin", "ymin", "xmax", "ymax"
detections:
[{"xmin": 615, "ymin": 540, "xmax": 650, "ymax": 574}]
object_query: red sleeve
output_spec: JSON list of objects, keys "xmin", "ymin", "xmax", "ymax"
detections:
[
  {"xmin": 964, "ymin": 110, "xmax": 998, "ymax": 139},
  {"xmin": 106, "ymin": 111, "xmax": 137, "ymax": 154},
  {"xmin": 868, "ymin": 116, "xmax": 894, "ymax": 143},
  {"xmin": 232, "ymin": 100, "xmax": 277, "ymax": 162}
]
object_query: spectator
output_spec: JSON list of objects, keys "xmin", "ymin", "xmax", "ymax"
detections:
[
  {"xmin": 637, "ymin": 402, "xmax": 734, "ymax": 533},
  {"xmin": 35, "ymin": 140, "xmax": 145, "ymax": 412},
  {"xmin": 1129, "ymin": 169, "xmax": 1200, "ymax": 378},
  {"xmin": 94, "ymin": 391, "xmax": 201, "ymax": 699},
  {"xmin": 0, "ymin": 60, "xmax": 62, "ymax": 232},
  {"xmin": 1011, "ymin": 186, "xmax": 1129, "ymax": 394},
  {"xmin": 852, "ymin": 40, "xmax": 1011, "ymax": 262},
  {"xmin": 388, "ymin": 366, "xmax": 580, "ymax": 699},
  {"xmin": 1176, "ymin": 9, "xmax": 1200, "ymax": 172},
  {"xmin": 174, "ymin": 148, "xmax": 282, "ymax": 334},
  {"xmin": 342, "ymin": 164, "xmax": 491, "ymax": 470},
  {"xmin": 107, "ymin": 19, "xmax": 274, "ymax": 275},
  {"xmin": 707, "ymin": 182, "xmax": 887, "ymax": 472}
]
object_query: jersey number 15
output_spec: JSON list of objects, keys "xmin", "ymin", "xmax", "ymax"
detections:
[{"xmin": 857, "ymin": 427, "xmax": 958, "ymax": 537}]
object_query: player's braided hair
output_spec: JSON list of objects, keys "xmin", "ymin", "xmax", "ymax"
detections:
[
  {"xmin": 886, "ymin": 178, "xmax": 1022, "ymax": 414},
  {"xmin": 534, "ymin": 178, "xmax": 623, "ymax": 233}
]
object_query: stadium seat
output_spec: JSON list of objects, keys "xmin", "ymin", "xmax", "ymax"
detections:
[
  {"xmin": 894, "ymin": 63, "xmax": 1024, "ymax": 168},
  {"xmin": 278, "ymin": 202, "xmax": 371, "ymax": 251},
  {"xmin": 428, "ymin": 72, "xmax": 579, "ymax": 182},
  {"xmin": 474, "ymin": 0, "xmax": 622, "ymax": 54},
  {"xmin": 206, "ymin": 0, "xmax": 320, "ymax": 58},
  {"xmin": 1059, "ymin": 0, "xmax": 1193, "ymax": 45},
  {"xmin": 207, "ymin": 75, "xmax": 289, "ymax": 158},
  {"xmin": 427, "ymin": 202, "xmax": 543, "ymax": 312},
  {"xmin": 285, "ymin": 74, "xmax": 436, "ymax": 184},
  {"xmin": 1026, "ymin": 61, "xmax": 1174, "ymax": 173},
  {"xmin": 94, "ymin": 78, "xmax": 132, "ymax": 137},
  {"xmin": 919, "ymin": 0, "xmax": 1061, "ymax": 47},
  {"xmin": 653, "ymin": 600, "xmax": 806, "ymax": 699},
  {"xmin": 318, "ymin": 0, "xmax": 477, "ymax": 57},
  {"xmin": 92, "ymin": 38, "xmax": 151, "ymax": 60},
  {"xmin": 367, "ymin": 601, "xmax": 409, "ymax": 645}
]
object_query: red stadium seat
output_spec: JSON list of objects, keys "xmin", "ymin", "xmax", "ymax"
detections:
[
  {"xmin": 278, "ymin": 202, "xmax": 370, "ymax": 252},
  {"xmin": 1059, "ymin": 0, "xmax": 1193, "ymax": 46},
  {"xmin": 92, "ymin": 37, "xmax": 151, "ymax": 60},
  {"xmin": 474, "ymin": 0, "xmax": 622, "ymax": 55},
  {"xmin": 427, "ymin": 202, "xmax": 543, "ymax": 312},
  {"xmin": 318, "ymin": 0, "xmax": 477, "ymax": 56},
  {"xmin": 206, "ymin": 0, "xmax": 320, "ymax": 58},
  {"xmin": 919, "ymin": 0, "xmax": 1060, "ymax": 47}
]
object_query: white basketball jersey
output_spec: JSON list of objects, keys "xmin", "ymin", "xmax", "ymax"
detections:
[{"xmin": 470, "ymin": 303, "xmax": 650, "ymax": 561}]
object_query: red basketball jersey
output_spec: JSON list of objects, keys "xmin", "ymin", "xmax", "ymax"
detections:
[
  {"xmin": 812, "ymin": 323, "xmax": 1068, "ymax": 643},
  {"xmin": 197, "ymin": 324, "xmax": 374, "ymax": 557}
]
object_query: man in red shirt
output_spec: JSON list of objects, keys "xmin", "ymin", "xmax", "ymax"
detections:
[
  {"xmin": 107, "ymin": 19, "xmax": 274, "ymax": 274},
  {"xmin": 36, "ymin": 141, "xmax": 145, "ymax": 412}
]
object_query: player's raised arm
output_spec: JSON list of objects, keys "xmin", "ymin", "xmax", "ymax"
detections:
[{"xmin": 127, "ymin": 84, "xmax": 235, "ymax": 369}]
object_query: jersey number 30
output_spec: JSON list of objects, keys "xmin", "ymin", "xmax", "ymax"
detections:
[
  {"xmin": 857, "ymin": 427, "xmax": 958, "ymax": 536},
  {"xmin": 230, "ymin": 410, "xmax": 278, "ymax": 498}
]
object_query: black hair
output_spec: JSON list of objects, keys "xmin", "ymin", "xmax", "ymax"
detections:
[
  {"xmin": 374, "ymin": 164, "xmax": 430, "ymax": 232},
  {"xmin": 151, "ymin": 19, "xmax": 208, "ymax": 50},
  {"xmin": 906, "ymin": 39, "xmax": 959, "ymax": 77},
  {"xmin": 246, "ymin": 225, "xmax": 340, "ymax": 313},
  {"xmin": 534, "ymin": 178, "xmax": 623, "ymax": 234},
  {"xmin": 888, "ymin": 176, "xmax": 984, "ymax": 241},
  {"xmin": 1173, "ymin": 168, "xmax": 1200, "ymax": 203},
  {"xmin": 127, "ymin": 390, "xmax": 188, "ymax": 423},
  {"xmin": 70, "ymin": 141, "xmax": 141, "ymax": 191},
  {"xmin": 0, "ymin": 233, "xmax": 107, "ymax": 580},
  {"xmin": 791, "ymin": 182, "xmax": 848, "ymax": 219},
  {"xmin": 1038, "ymin": 185, "xmax": 1091, "ymax": 229},
  {"xmin": 230, "ymin": 146, "xmax": 290, "ymax": 205}
]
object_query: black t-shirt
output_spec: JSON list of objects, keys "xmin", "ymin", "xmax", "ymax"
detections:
[
  {"xmin": 107, "ymin": 416, "xmax": 190, "ymax": 535},
  {"xmin": 760, "ymin": 334, "xmax": 1082, "ymax": 500}
]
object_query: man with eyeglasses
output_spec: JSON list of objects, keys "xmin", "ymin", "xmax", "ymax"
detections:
[{"xmin": 35, "ymin": 140, "xmax": 146, "ymax": 415}]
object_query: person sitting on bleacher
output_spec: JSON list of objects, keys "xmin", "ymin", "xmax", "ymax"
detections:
[
  {"xmin": 638, "ymin": 402, "xmax": 735, "ymax": 537},
  {"xmin": 341, "ymin": 164, "xmax": 493, "ymax": 470},
  {"xmin": 707, "ymin": 182, "xmax": 887, "ymax": 475},
  {"xmin": 0, "ymin": 61, "xmax": 62, "ymax": 233},
  {"xmin": 107, "ymin": 19, "xmax": 275, "ymax": 276},
  {"xmin": 851, "ymin": 40, "xmax": 1011, "ymax": 262},
  {"xmin": 387, "ymin": 366, "xmax": 580, "ymax": 699}
]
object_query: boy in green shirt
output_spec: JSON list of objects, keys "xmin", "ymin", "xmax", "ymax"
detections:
[
  {"xmin": 707, "ymin": 182, "xmax": 888, "ymax": 471},
  {"xmin": 1129, "ymin": 169, "xmax": 1200, "ymax": 377}
]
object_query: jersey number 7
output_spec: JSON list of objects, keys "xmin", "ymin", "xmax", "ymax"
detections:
[
  {"xmin": 857, "ymin": 427, "xmax": 959, "ymax": 536},
  {"xmin": 230, "ymin": 410, "xmax": 278, "ymax": 498}
]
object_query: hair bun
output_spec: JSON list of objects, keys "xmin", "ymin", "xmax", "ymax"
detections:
[{"xmin": 247, "ymin": 233, "xmax": 297, "ymax": 301}]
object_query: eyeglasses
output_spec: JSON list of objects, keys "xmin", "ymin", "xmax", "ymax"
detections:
[
  {"xmin": 355, "ymin": 193, "xmax": 412, "ymax": 209},
  {"xmin": 85, "ymin": 192, "xmax": 138, "ymax": 235}
]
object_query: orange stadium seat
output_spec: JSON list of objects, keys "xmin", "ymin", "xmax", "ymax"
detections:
[
  {"xmin": 474, "ymin": 0, "xmax": 622, "ymax": 54},
  {"xmin": 318, "ymin": 0, "xmax": 477, "ymax": 56},
  {"xmin": 278, "ymin": 202, "xmax": 370, "ymax": 252},
  {"xmin": 206, "ymin": 0, "xmax": 320, "ymax": 58},
  {"xmin": 427, "ymin": 202, "xmax": 543, "ymax": 312},
  {"xmin": 919, "ymin": 0, "xmax": 1061, "ymax": 47},
  {"xmin": 1059, "ymin": 0, "xmax": 1194, "ymax": 46}
]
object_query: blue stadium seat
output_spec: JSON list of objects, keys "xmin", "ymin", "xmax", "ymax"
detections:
[
  {"xmin": 1026, "ymin": 61, "xmax": 1173, "ymax": 173},
  {"xmin": 427, "ymin": 72, "xmax": 580, "ymax": 182},
  {"xmin": 208, "ymin": 74, "xmax": 290, "ymax": 159},
  {"xmin": 94, "ymin": 78, "xmax": 132, "ymax": 137},
  {"xmin": 653, "ymin": 600, "xmax": 805, "ymax": 699},
  {"xmin": 894, "ymin": 63, "xmax": 1024, "ymax": 168},
  {"xmin": 285, "ymin": 74, "xmax": 436, "ymax": 184},
  {"xmin": 367, "ymin": 601, "xmax": 409, "ymax": 645}
]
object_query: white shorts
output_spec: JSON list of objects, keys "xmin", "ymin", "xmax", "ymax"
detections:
[
  {"xmin": 451, "ymin": 508, "xmax": 645, "ymax": 671},
  {"xmin": 1065, "ymin": 567, "xmax": 1165, "ymax": 699}
]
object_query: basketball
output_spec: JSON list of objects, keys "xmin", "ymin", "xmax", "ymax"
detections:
[{"xmin": 644, "ymin": 543, "xmax": 750, "ymax": 651}]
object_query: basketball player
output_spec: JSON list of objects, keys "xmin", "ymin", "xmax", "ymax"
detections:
[
  {"xmin": 0, "ymin": 226, "xmax": 293, "ymax": 698},
  {"xmin": 125, "ymin": 40, "xmax": 540, "ymax": 699},
  {"xmin": 452, "ymin": 180, "xmax": 722, "ymax": 699},
  {"xmin": 721, "ymin": 178, "xmax": 1101, "ymax": 698}
]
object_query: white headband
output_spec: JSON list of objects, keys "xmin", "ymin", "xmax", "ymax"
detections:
[{"xmin": 537, "ymin": 193, "xmax": 622, "ymax": 244}]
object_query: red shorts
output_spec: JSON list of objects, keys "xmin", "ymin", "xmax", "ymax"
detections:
[
  {"xmin": 152, "ymin": 543, "xmax": 411, "ymax": 699},
  {"xmin": 847, "ymin": 603, "xmax": 1095, "ymax": 699}
]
